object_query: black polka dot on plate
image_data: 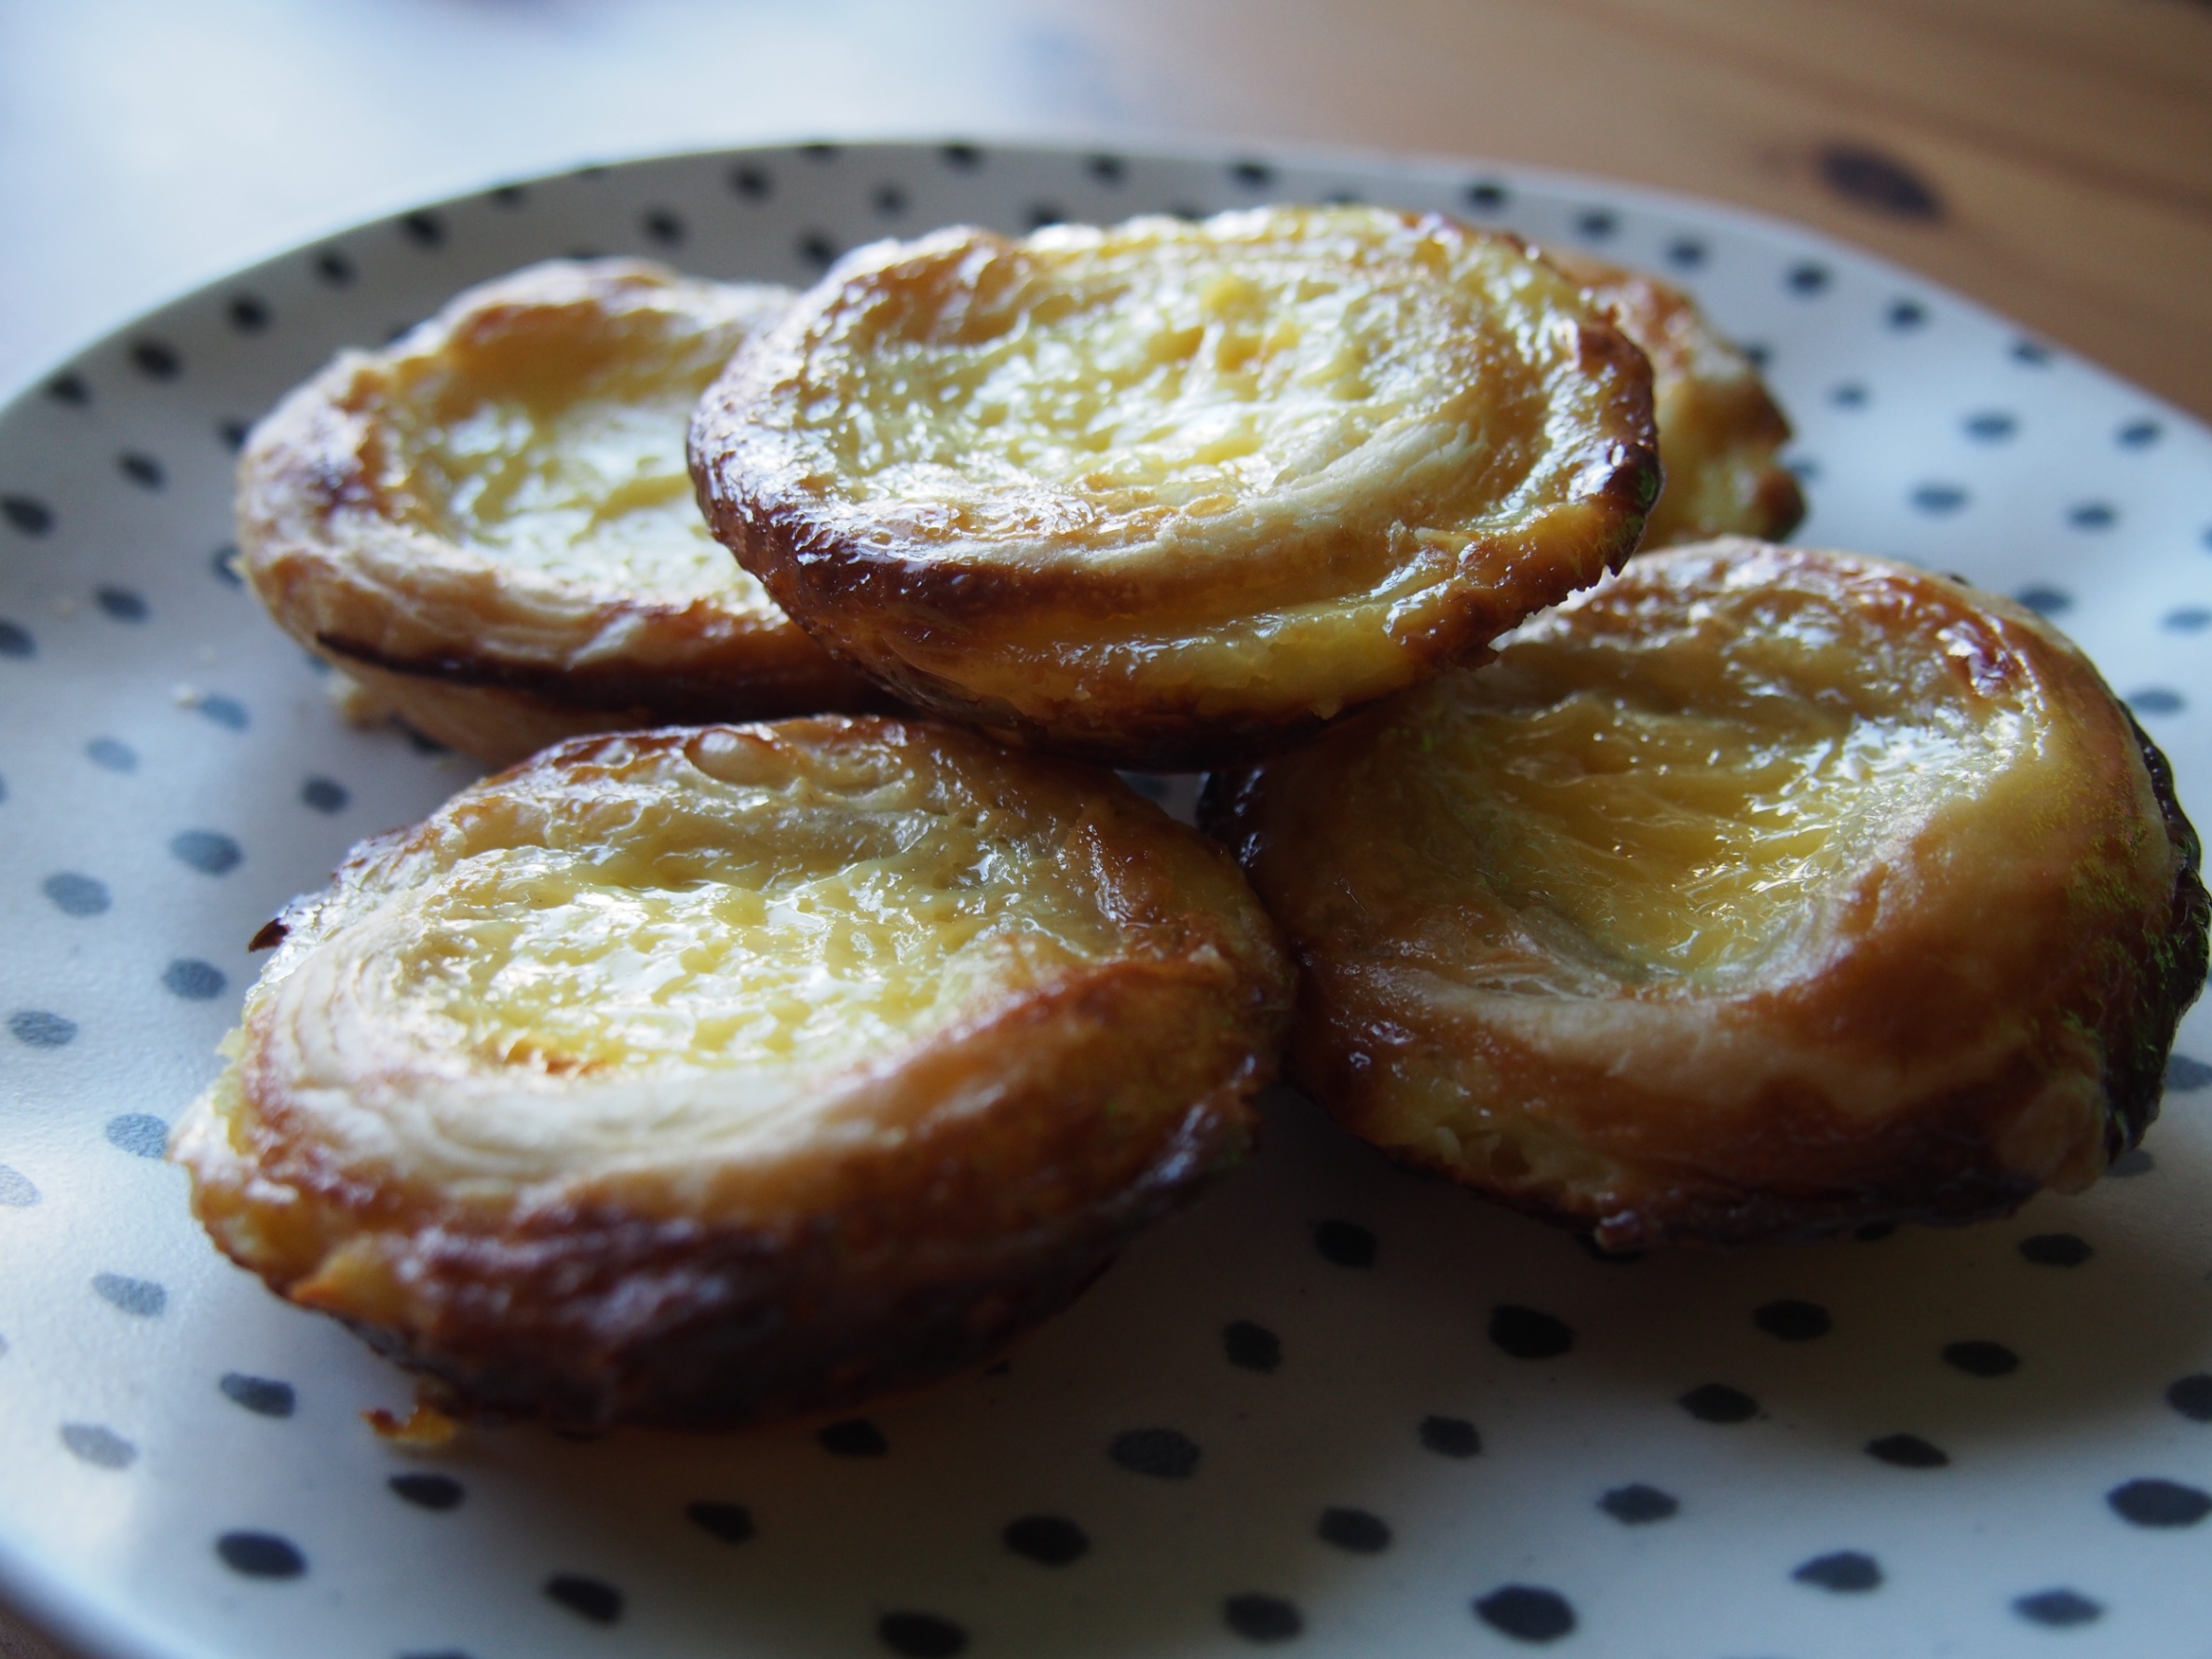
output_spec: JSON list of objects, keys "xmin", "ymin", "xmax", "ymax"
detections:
[
  {"xmin": 211, "ymin": 544, "xmax": 242, "ymax": 586},
  {"xmin": 227, "ymin": 295, "xmax": 270, "ymax": 333},
  {"xmin": 1003, "ymin": 1514, "xmax": 1087, "ymax": 1566},
  {"xmin": 118, "ymin": 452, "xmax": 164, "ymax": 490},
  {"xmin": 2015, "ymin": 585, "xmax": 2070, "ymax": 616},
  {"xmin": 0, "ymin": 617, "xmax": 34, "ymax": 656},
  {"xmin": 489, "ymin": 183, "xmax": 527, "ymax": 207},
  {"xmin": 197, "ymin": 693, "xmax": 251, "ymax": 731},
  {"xmin": 1489, "ymin": 1305, "xmax": 1574, "ymax": 1360},
  {"xmin": 1866, "ymin": 1433, "xmax": 1949, "ymax": 1469},
  {"xmin": 1418, "ymin": 1415, "xmax": 1480, "ymax": 1459},
  {"xmin": 818, "ymin": 1418, "xmax": 888, "ymax": 1457},
  {"xmin": 1741, "ymin": 343, "xmax": 1771, "ymax": 369},
  {"xmin": 879, "ymin": 1611, "xmax": 966, "ymax": 1656},
  {"xmin": 1888, "ymin": 299, "xmax": 1927, "ymax": 329},
  {"xmin": 2117, "ymin": 417, "xmax": 2161, "ymax": 447},
  {"xmin": 170, "ymin": 830, "xmax": 241, "ymax": 875},
  {"xmin": 2166, "ymin": 1373, "xmax": 2212, "ymax": 1422},
  {"xmin": 1312, "ymin": 1218, "xmax": 1376, "ymax": 1268},
  {"xmin": 2126, "ymin": 687, "xmax": 2183, "ymax": 716},
  {"xmin": 2, "ymin": 495, "xmax": 53, "ymax": 536},
  {"xmin": 685, "ymin": 1500, "xmax": 755, "ymax": 1543},
  {"xmin": 400, "ymin": 211, "xmax": 445, "ymax": 249},
  {"xmin": 10, "ymin": 1010, "xmax": 76, "ymax": 1048},
  {"xmin": 314, "ymin": 250, "xmax": 354, "ymax": 286},
  {"xmin": 94, "ymin": 586, "xmax": 147, "ymax": 622},
  {"xmin": 2020, "ymin": 1232, "xmax": 2093, "ymax": 1267},
  {"xmin": 301, "ymin": 776, "xmax": 349, "ymax": 813},
  {"xmin": 1753, "ymin": 1299, "xmax": 1830, "ymax": 1341},
  {"xmin": 1678, "ymin": 1383, "xmax": 1758, "ymax": 1424},
  {"xmin": 2107, "ymin": 1477, "xmax": 2210, "ymax": 1528},
  {"xmin": 1575, "ymin": 209, "xmax": 1616, "ymax": 239},
  {"xmin": 544, "ymin": 1572, "xmax": 621, "ymax": 1624},
  {"xmin": 2013, "ymin": 338, "xmax": 2054, "ymax": 364},
  {"xmin": 731, "ymin": 164, "xmax": 772, "ymax": 199},
  {"xmin": 1223, "ymin": 1319, "xmax": 1282, "ymax": 1373},
  {"xmin": 389, "ymin": 1473, "xmax": 464, "ymax": 1511},
  {"xmin": 1472, "ymin": 1584, "xmax": 1576, "ymax": 1644},
  {"xmin": 44, "ymin": 872, "xmax": 111, "ymax": 917},
  {"xmin": 60, "ymin": 1422, "xmax": 136, "ymax": 1469},
  {"xmin": 1599, "ymin": 1483, "xmax": 1678, "ymax": 1524},
  {"xmin": 1794, "ymin": 1551, "xmax": 1880, "ymax": 1592},
  {"xmin": 163, "ymin": 959, "xmax": 227, "ymax": 1000},
  {"xmin": 873, "ymin": 184, "xmax": 908, "ymax": 217},
  {"xmin": 1943, "ymin": 1339, "xmax": 2020, "ymax": 1378},
  {"xmin": 2165, "ymin": 606, "xmax": 2210, "ymax": 633},
  {"xmin": 88, "ymin": 737, "xmax": 137, "ymax": 772},
  {"xmin": 1785, "ymin": 263, "xmax": 1830, "ymax": 294},
  {"xmin": 1223, "ymin": 1593, "xmax": 1302, "ymax": 1643},
  {"xmin": 46, "ymin": 374, "xmax": 88, "ymax": 406},
  {"xmin": 105, "ymin": 1114, "xmax": 168, "ymax": 1158},
  {"xmin": 0, "ymin": 1166, "xmax": 36, "ymax": 1207},
  {"xmin": 2068, "ymin": 501, "xmax": 2117, "ymax": 530},
  {"xmin": 1463, "ymin": 181, "xmax": 1508, "ymax": 212},
  {"xmin": 2015, "ymin": 1588, "xmax": 2102, "ymax": 1626},
  {"xmin": 1665, "ymin": 238, "xmax": 1705, "ymax": 269},
  {"xmin": 217, "ymin": 1530, "xmax": 305, "ymax": 1579},
  {"xmin": 642, "ymin": 208, "xmax": 685, "ymax": 246},
  {"xmin": 1315, "ymin": 1505, "xmax": 1391, "ymax": 1553},
  {"xmin": 1962, "ymin": 410, "xmax": 2015, "ymax": 441},
  {"xmin": 1108, "ymin": 1426, "xmax": 1200, "ymax": 1478},
  {"xmin": 1027, "ymin": 202, "xmax": 1068, "ymax": 229},
  {"xmin": 1911, "ymin": 482, "xmax": 1967, "ymax": 513},
  {"xmin": 2167, "ymin": 1054, "xmax": 2209, "ymax": 1092},
  {"xmin": 797, "ymin": 231, "xmax": 839, "ymax": 269},
  {"xmin": 130, "ymin": 340, "xmax": 181, "ymax": 380},
  {"xmin": 92, "ymin": 1273, "xmax": 165, "ymax": 1316},
  {"xmin": 220, "ymin": 1373, "xmax": 295, "ymax": 1417},
  {"xmin": 1087, "ymin": 154, "xmax": 1126, "ymax": 184}
]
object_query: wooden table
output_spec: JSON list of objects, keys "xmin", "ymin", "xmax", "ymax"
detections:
[{"xmin": 3, "ymin": 3, "xmax": 2204, "ymax": 1654}]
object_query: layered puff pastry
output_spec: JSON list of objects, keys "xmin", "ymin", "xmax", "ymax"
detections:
[
  {"xmin": 171, "ymin": 717, "xmax": 1292, "ymax": 1428},
  {"xmin": 1540, "ymin": 250, "xmax": 1804, "ymax": 549},
  {"xmin": 237, "ymin": 260, "xmax": 884, "ymax": 766},
  {"xmin": 690, "ymin": 206, "xmax": 1661, "ymax": 770},
  {"xmin": 1204, "ymin": 538, "xmax": 2208, "ymax": 1251}
]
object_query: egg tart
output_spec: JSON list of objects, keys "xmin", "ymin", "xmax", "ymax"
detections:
[
  {"xmin": 690, "ymin": 206, "xmax": 1660, "ymax": 769},
  {"xmin": 237, "ymin": 260, "xmax": 884, "ymax": 765},
  {"xmin": 1540, "ymin": 249, "xmax": 1803, "ymax": 549},
  {"xmin": 171, "ymin": 717, "xmax": 1292, "ymax": 1428},
  {"xmin": 1203, "ymin": 538, "xmax": 2207, "ymax": 1250}
]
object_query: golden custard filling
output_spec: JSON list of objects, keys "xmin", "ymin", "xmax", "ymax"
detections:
[
  {"xmin": 1393, "ymin": 587, "xmax": 2033, "ymax": 986},
  {"xmin": 302, "ymin": 745, "xmax": 1128, "ymax": 1084},
  {"xmin": 373, "ymin": 298, "xmax": 775, "ymax": 600},
  {"xmin": 800, "ymin": 211, "xmax": 1554, "ymax": 528}
]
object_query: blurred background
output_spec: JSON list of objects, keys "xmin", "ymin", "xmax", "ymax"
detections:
[{"xmin": 2, "ymin": 0, "xmax": 2209, "ymax": 416}]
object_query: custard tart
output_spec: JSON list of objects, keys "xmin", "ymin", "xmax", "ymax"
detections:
[
  {"xmin": 171, "ymin": 717, "xmax": 1292, "ymax": 1427},
  {"xmin": 237, "ymin": 260, "xmax": 883, "ymax": 765},
  {"xmin": 1540, "ymin": 249, "xmax": 1804, "ymax": 549},
  {"xmin": 690, "ymin": 206, "xmax": 1661, "ymax": 769},
  {"xmin": 1204, "ymin": 538, "xmax": 2207, "ymax": 1250}
]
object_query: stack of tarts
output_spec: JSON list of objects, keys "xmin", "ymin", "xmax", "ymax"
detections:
[{"xmin": 174, "ymin": 202, "xmax": 2205, "ymax": 1432}]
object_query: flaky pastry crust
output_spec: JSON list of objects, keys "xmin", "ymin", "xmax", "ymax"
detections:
[
  {"xmin": 1204, "ymin": 538, "xmax": 2207, "ymax": 1250},
  {"xmin": 172, "ymin": 717, "xmax": 1291, "ymax": 1427},
  {"xmin": 1540, "ymin": 249, "xmax": 1804, "ymax": 550},
  {"xmin": 237, "ymin": 260, "xmax": 884, "ymax": 766},
  {"xmin": 691, "ymin": 206, "xmax": 1660, "ymax": 769}
]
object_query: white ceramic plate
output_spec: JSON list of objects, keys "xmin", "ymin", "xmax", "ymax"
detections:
[{"xmin": 2, "ymin": 141, "xmax": 2207, "ymax": 1659}]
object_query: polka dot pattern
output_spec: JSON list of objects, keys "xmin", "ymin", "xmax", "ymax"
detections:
[{"xmin": 1, "ymin": 140, "xmax": 2208, "ymax": 1659}]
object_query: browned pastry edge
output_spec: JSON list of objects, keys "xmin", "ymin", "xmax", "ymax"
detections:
[
  {"xmin": 690, "ymin": 211, "xmax": 1661, "ymax": 771},
  {"xmin": 1200, "ymin": 544, "xmax": 2209, "ymax": 1252},
  {"xmin": 181, "ymin": 719, "xmax": 1295, "ymax": 1428}
]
